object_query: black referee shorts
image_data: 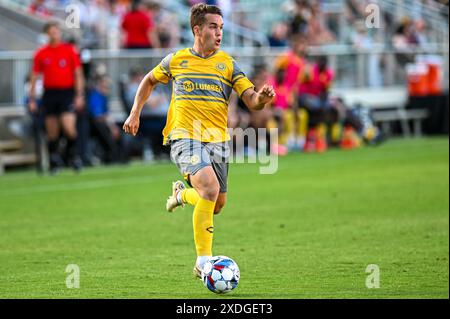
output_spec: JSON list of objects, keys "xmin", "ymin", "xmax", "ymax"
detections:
[{"xmin": 41, "ymin": 88, "xmax": 75, "ymax": 116}]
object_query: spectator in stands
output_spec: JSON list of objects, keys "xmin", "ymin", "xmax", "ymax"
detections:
[
  {"xmin": 229, "ymin": 65, "xmax": 271, "ymax": 157},
  {"xmin": 307, "ymin": 0, "xmax": 336, "ymax": 45},
  {"xmin": 268, "ymin": 68, "xmax": 294, "ymax": 155},
  {"xmin": 298, "ymin": 56, "xmax": 334, "ymax": 153},
  {"xmin": 392, "ymin": 18, "xmax": 416, "ymax": 69},
  {"xmin": 88, "ymin": 75, "xmax": 127, "ymax": 163},
  {"xmin": 29, "ymin": 21, "xmax": 85, "ymax": 174},
  {"xmin": 87, "ymin": 0, "xmax": 110, "ymax": 49},
  {"xmin": 351, "ymin": 19, "xmax": 383, "ymax": 87},
  {"xmin": 146, "ymin": 1, "xmax": 181, "ymax": 48},
  {"xmin": 248, "ymin": 64, "xmax": 273, "ymax": 155},
  {"xmin": 123, "ymin": 67, "xmax": 170, "ymax": 160},
  {"xmin": 121, "ymin": 0, "xmax": 160, "ymax": 49},
  {"xmin": 268, "ymin": 22, "xmax": 289, "ymax": 47},
  {"xmin": 274, "ymin": 34, "xmax": 309, "ymax": 150},
  {"xmin": 287, "ymin": 0, "xmax": 312, "ymax": 36},
  {"xmin": 28, "ymin": 0, "xmax": 52, "ymax": 18},
  {"xmin": 392, "ymin": 17, "xmax": 423, "ymax": 50},
  {"xmin": 412, "ymin": 18, "xmax": 429, "ymax": 48}
]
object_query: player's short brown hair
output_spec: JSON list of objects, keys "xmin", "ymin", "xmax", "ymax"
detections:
[
  {"xmin": 190, "ymin": 3, "xmax": 223, "ymax": 35},
  {"xmin": 43, "ymin": 21, "xmax": 60, "ymax": 33}
]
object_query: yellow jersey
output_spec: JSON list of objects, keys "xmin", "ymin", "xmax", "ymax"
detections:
[{"xmin": 151, "ymin": 48, "xmax": 254, "ymax": 144}]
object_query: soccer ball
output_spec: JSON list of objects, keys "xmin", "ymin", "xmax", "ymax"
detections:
[{"xmin": 202, "ymin": 256, "xmax": 240, "ymax": 294}]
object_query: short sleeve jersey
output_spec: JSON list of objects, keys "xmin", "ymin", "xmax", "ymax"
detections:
[{"xmin": 151, "ymin": 48, "xmax": 254, "ymax": 144}]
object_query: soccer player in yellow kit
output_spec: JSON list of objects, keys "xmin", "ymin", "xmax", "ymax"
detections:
[{"xmin": 123, "ymin": 3, "xmax": 275, "ymax": 278}]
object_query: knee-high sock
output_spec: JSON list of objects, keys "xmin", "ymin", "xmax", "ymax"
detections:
[
  {"xmin": 66, "ymin": 137, "xmax": 78, "ymax": 158},
  {"xmin": 297, "ymin": 108, "xmax": 309, "ymax": 138},
  {"xmin": 181, "ymin": 188, "xmax": 200, "ymax": 206},
  {"xmin": 48, "ymin": 139, "xmax": 58, "ymax": 156},
  {"xmin": 193, "ymin": 197, "xmax": 215, "ymax": 256}
]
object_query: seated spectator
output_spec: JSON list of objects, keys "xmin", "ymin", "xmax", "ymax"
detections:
[
  {"xmin": 121, "ymin": 0, "xmax": 160, "ymax": 49},
  {"xmin": 268, "ymin": 68, "xmax": 294, "ymax": 155},
  {"xmin": 88, "ymin": 75, "xmax": 127, "ymax": 163},
  {"xmin": 298, "ymin": 56, "xmax": 334, "ymax": 153},
  {"xmin": 123, "ymin": 67, "xmax": 170, "ymax": 160},
  {"xmin": 268, "ymin": 23, "xmax": 289, "ymax": 47},
  {"xmin": 248, "ymin": 65, "xmax": 273, "ymax": 155}
]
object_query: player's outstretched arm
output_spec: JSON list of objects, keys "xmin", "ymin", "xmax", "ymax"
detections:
[
  {"xmin": 123, "ymin": 71, "xmax": 159, "ymax": 136},
  {"xmin": 241, "ymin": 84, "xmax": 276, "ymax": 111}
]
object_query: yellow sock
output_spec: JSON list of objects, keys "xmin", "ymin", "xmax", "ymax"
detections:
[
  {"xmin": 281, "ymin": 110, "xmax": 294, "ymax": 145},
  {"xmin": 331, "ymin": 123, "xmax": 342, "ymax": 143},
  {"xmin": 316, "ymin": 123, "xmax": 327, "ymax": 139},
  {"xmin": 266, "ymin": 117, "xmax": 277, "ymax": 130},
  {"xmin": 297, "ymin": 108, "xmax": 309, "ymax": 138},
  {"xmin": 181, "ymin": 188, "xmax": 200, "ymax": 206},
  {"xmin": 193, "ymin": 197, "xmax": 216, "ymax": 256}
]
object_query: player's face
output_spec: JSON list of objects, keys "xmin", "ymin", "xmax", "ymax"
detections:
[{"xmin": 199, "ymin": 14, "xmax": 223, "ymax": 51}]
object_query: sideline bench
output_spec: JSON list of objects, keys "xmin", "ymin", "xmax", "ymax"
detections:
[
  {"xmin": 0, "ymin": 106, "xmax": 36, "ymax": 175},
  {"xmin": 331, "ymin": 86, "xmax": 429, "ymax": 137}
]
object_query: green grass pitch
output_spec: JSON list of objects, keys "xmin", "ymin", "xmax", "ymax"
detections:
[{"xmin": 0, "ymin": 138, "xmax": 448, "ymax": 298}]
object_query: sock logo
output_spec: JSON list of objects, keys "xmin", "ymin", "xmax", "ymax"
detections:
[{"xmin": 206, "ymin": 226, "xmax": 214, "ymax": 234}]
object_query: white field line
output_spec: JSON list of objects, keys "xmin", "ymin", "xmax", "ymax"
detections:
[
  {"xmin": 0, "ymin": 164, "xmax": 278, "ymax": 198},
  {"xmin": 0, "ymin": 174, "xmax": 169, "ymax": 197}
]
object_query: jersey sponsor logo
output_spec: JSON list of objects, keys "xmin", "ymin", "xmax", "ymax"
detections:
[
  {"xmin": 181, "ymin": 80, "xmax": 222, "ymax": 94},
  {"xmin": 183, "ymin": 80, "xmax": 195, "ymax": 92}
]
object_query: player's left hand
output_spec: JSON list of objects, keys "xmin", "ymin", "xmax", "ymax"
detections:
[{"xmin": 257, "ymin": 84, "xmax": 276, "ymax": 105}]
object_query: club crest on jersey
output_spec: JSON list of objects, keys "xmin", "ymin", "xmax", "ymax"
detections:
[
  {"xmin": 59, "ymin": 59, "xmax": 67, "ymax": 67},
  {"xmin": 215, "ymin": 62, "xmax": 226, "ymax": 71}
]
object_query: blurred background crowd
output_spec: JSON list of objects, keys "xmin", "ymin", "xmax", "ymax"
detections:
[{"xmin": 0, "ymin": 0, "xmax": 448, "ymax": 174}]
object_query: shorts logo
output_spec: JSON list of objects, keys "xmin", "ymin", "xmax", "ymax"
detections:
[
  {"xmin": 190, "ymin": 154, "xmax": 200, "ymax": 165},
  {"xmin": 183, "ymin": 80, "xmax": 195, "ymax": 93},
  {"xmin": 206, "ymin": 226, "xmax": 214, "ymax": 234},
  {"xmin": 215, "ymin": 63, "xmax": 226, "ymax": 71}
]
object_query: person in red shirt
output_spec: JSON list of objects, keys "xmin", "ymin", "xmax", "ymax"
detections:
[
  {"xmin": 121, "ymin": 0, "xmax": 160, "ymax": 49},
  {"xmin": 29, "ymin": 21, "xmax": 85, "ymax": 173},
  {"xmin": 273, "ymin": 34, "xmax": 309, "ymax": 151},
  {"xmin": 28, "ymin": 0, "xmax": 52, "ymax": 18},
  {"xmin": 298, "ymin": 56, "xmax": 334, "ymax": 153}
]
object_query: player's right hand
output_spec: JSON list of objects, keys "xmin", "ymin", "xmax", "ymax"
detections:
[{"xmin": 123, "ymin": 114, "xmax": 140, "ymax": 136}]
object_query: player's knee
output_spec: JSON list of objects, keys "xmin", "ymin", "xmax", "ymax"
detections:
[
  {"xmin": 192, "ymin": 166, "xmax": 220, "ymax": 201},
  {"xmin": 201, "ymin": 184, "xmax": 220, "ymax": 202}
]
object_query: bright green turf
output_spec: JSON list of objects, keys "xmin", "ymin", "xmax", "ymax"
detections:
[{"xmin": 0, "ymin": 138, "xmax": 448, "ymax": 299}]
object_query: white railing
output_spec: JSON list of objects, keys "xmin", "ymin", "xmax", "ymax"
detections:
[{"xmin": 0, "ymin": 44, "xmax": 448, "ymax": 107}]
